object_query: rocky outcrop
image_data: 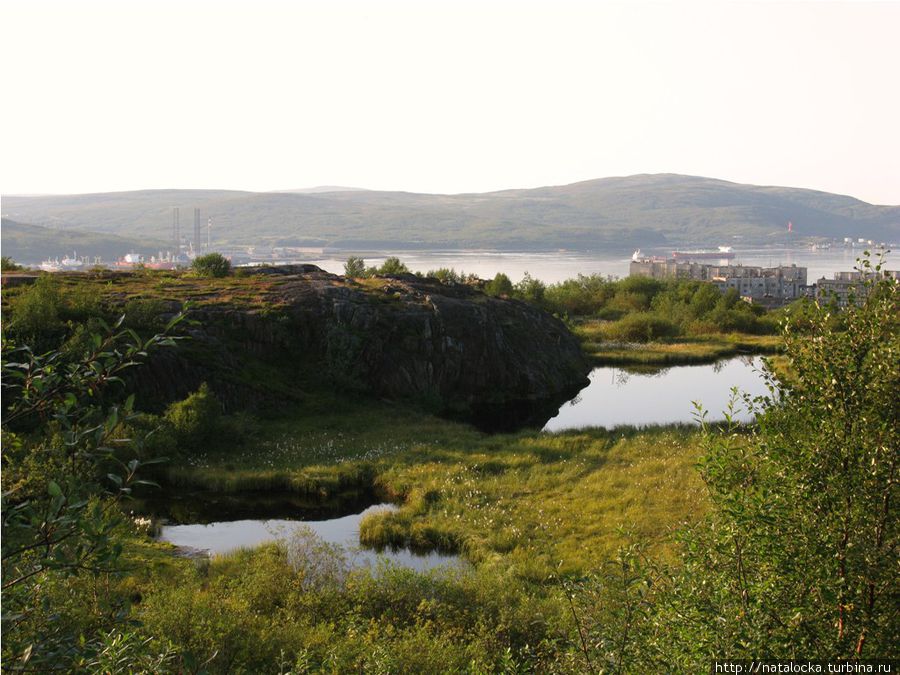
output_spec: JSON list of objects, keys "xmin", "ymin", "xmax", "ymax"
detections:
[{"xmin": 129, "ymin": 265, "xmax": 590, "ymax": 429}]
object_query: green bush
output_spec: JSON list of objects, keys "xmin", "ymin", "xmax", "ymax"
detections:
[
  {"xmin": 190, "ymin": 253, "xmax": 231, "ymax": 278},
  {"xmin": 343, "ymin": 256, "xmax": 367, "ymax": 278},
  {"xmin": 164, "ymin": 383, "xmax": 222, "ymax": 451},
  {"xmin": 513, "ymin": 272, "xmax": 546, "ymax": 305},
  {"xmin": 4, "ymin": 275, "xmax": 63, "ymax": 348},
  {"xmin": 603, "ymin": 312, "xmax": 680, "ymax": 342},
  {"xmin": 123, "ymin": 298, "xmax": 167, "ymax": 330},
  {"xmin": 544, "ymin": 274, "xmax": 613, "ymax": 315},
  {"xmin": 1, "ymin": 256, "xmax": 24, "ymax": 271},
  {"xmin": 484, "ymin": 272, "xmax": 513, "ymax": 297},
  {"xmin": 377, "ymin": 256, "xmax": 411, "ymax": 276}
]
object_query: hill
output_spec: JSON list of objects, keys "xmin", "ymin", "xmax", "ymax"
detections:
[
  {"xmin": 3, "ymin": 175, "xmax": 898, "ymax": 253},
  {"xmin": 1, "ymin": 218, "xmax": 169, "ymax": 264}
]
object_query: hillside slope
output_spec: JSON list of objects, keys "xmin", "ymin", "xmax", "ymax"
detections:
[
  {"xmin": 3, "ymin": 175, "xmax": 898, "ymax": 252},
  {"xmin": 1, "ymin": 218, "xmax": 169, "ymax": 264}
]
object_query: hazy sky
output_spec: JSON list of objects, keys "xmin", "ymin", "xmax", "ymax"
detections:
[{"xmin": 2, "ymin": 0, "xmax": 898, "ymax": 203}]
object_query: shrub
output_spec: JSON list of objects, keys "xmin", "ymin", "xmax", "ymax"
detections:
[
  {"xmin": 377, "ymin": 257, "xmax": 411, "ymax": 276},
  {"xmin": 603, "ymin": 313, "xmax": 680, "ymax": 342},
  {"xmin": 4, "ymin": 275, "xmax": 63, "ymax": 348},
  {"xmin": 544, "ymin": 274, "xmax": 613, "ymax": 315},
  {"xmin": 190, "ymin": 253, "xmax": 231, "ymax": 278},
  {"xmin": 343, "ymin": 256, "xmax": 367, "ymax": 278},
  {"xmin": 123, "ymin": 298, "xmax": 167, "ymax": 330},
  {"xmin": 164, "ymin": 383, "xmax": 222, "ymax": 451},
  {"xmin": 484, "ymin": 272, "xmax": 513, "ymax": 297},
  {"xmin": 1, "ymin": 256, "xmax": 24, "ymax": 271},
  {"xmin": 426, "ymin": 267, "xmax": 463, "ymax": 284},
  {"xmin": 513, "ymin": 272, "xmax": 546, "ymax": 305}
]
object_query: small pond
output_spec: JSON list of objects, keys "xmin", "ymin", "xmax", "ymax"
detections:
[
  {"xmin": 544, "ymin": 356, "xmax": 773, "ymax": 432},
  {"xmin": 151, "ymin": 495, "xmax": 461, "ymax": 572}
]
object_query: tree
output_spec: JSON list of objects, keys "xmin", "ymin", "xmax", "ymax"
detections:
[
  {"xmin": 1, "ymin": 256, "xmax": 24, "ymax": 271},
  {"xmin": 343, "ymin": 256, "xmax": 367, "ymax": 278},
  {"xmin": 575, "ymin": 255, "xmax": 898, "ymax": 668},
  {"xmin": 191, "ymin": 252, "xmax": 231, "ymax": 278},
  {"xmin": 2, "ymin": 313, "xmax": 185, "ymax": 668},
  {"xmin": 377, "ymin": 257, "xmax": 410, "ymax": 276},
  {"xmin": 484, "ymin": 272, "xmax": 514, "ymax": 297},
  {"xmin": 667, "ymin": 255, "xmax": 898, "ymax": 662},
  {"xmin": 513, "ymin": 272, "xmax": 546, "ymax": 305}
]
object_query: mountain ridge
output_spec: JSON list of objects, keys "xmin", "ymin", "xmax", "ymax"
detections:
[{"xmin": 3, "ymin": 174, "xmax": 897, "ymax": 255}]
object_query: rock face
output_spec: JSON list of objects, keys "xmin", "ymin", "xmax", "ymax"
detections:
[{"xmin": 132, "ymin": 265, "xmax": 590, "ymax": 429}]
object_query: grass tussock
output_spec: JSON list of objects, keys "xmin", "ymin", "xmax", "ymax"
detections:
[
  {"xmin": 164, "ymin": 398, "xmax": 710, "ymax": 576},
  {"xmin": 574, "ymin": 321, "xmax": 783, "ymax": 366}
]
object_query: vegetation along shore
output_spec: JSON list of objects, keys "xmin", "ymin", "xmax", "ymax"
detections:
[{"xmin": 2, "ymin": 253, "xmax": 897, "ymax": 671}]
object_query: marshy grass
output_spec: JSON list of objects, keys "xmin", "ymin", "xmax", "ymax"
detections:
[
  {"xmin": 162, "ymin": 395, "xmax": 714, "ymax": 577},
  {"xmin": 574, "ymin": 321, "xmax": 783, "ymax": 366}
]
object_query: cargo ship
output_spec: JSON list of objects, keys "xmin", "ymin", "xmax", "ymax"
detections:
[
  {"xmin": 670, "ymin": 246, "xmax": 735, "ymax": 261},
  {"xmin": 40, "ymin": 253, "xmax": 85, "ymax": 272}
]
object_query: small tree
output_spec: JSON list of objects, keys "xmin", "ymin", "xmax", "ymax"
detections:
[
  {"xmin": 377, "ymin": 257, "xmax": 410, "ymax": 276},
  {"xmin": 344, "ymin": 256, "xmax": 367, "ymax": 278},
  {"xmin": 1, "ymin": 256, "xmax": 24, "ymax": 271},
  {"xmin": 2, "ymin": 313, "xmax": 185, "ymax": 668},
  {"xmin": 484, "ymin": 272, "xmax": 514, "ymax": 297},
  {"xmin": 662, "ymin": 255, "xmax": 899, "ymax": 662},
  {"xmin": 514, "ymin": 272, "xmax": 546, "ymax": 305},
  {"xmin": 164, "ymin": 382, "xmax": 222, "ymax": 451},
  {"xmin": 191, "ymin": 252, "xmax": 231, "ymax": 278}
]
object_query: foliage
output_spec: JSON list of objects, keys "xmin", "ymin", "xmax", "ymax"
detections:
[
  {"xmin": 190, "ymin": 252, "xmax": 231, "ymax": 278},
  {"xmin": 1, "ymin": 313, "xmax": 184, "ymax": 669},
  {"xmin": 425, "ymin": 267, "xmax": 477, "ymax": 285},
  {"xmin": 343, "ymin": 256, "xmax": 412, "ymax": 278},
  {"xmin": 163, "ymin": 382, "xmax": 222, "ymax": 452},
  {"xmin": 123, "ymin": 297, "xmax": 167, "ymax": 330},
  {"xmin": 137, "ymin": 542, "xmax": 571, "ymax": 674},
  {"xmin": 377, "ymin": 256, "xmax": 411, "ymax": 276},
  {"xmin": 599, "ymin": 312, "xmax": 680, "ymax": 342},
  {"xmin": 3, "ymin": 275, "xmax": 63, "ymax": 350},
  {"xmin": 573, "ymin": 255, "xmax": 899, "ymax": 666},
  {"xmin": 484, "ymin": 272, "xmax": 514, "ymax": 297},
  {"xmin": 534, "ymin": 274, "xmax": 778, "ymax": 342},
  {"xmin": 343, "ymin": 256, "xmax": 367, "ymax": 278},
  {"xmin": 513, "ymin": 272, "xmax": 546, "ymax": 305},
  {"xmin": 674, "ymin": 258, "xmax": 898, "ymax": 658},
  {"xmin": 1, "ymin": 255, "xmax": 25, "ymax": 271}
]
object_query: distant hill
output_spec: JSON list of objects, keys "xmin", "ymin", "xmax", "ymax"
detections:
[
  {"xmin": 3, "ymin": 175, "xmax": 898, "ymax": 253},
  {"xmin": 1, "ymin": 218, "xmax": 168, "ymax": 265},
  {"xmin": 272, "ymin": 186, "xmax": 370, "ymax": 194}
]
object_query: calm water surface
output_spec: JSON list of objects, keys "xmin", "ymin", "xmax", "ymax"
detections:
[
  {"xmin": 544, "ymin": 357, "xmax": 772, "ymax": 432},
  {"xmin": 304, "ymin": 247, "xmax": 867, "ymax": 284},
  {"xmin": 159, "ymin": 503, "xmax": 461, "ymax": 572}
]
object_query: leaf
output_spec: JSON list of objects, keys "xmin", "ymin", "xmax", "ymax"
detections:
[{"xmin": 47, "ymin": 481, "xmax": 62, "ymax": 497}]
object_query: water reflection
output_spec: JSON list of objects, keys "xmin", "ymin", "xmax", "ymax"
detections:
[
  {"xmin": 157, "ymin": 502, "xmax": 462, "ymax": 572},
  {"xmin": 544, "ymin": 357, "xmax": 771, "ymax": 432}
]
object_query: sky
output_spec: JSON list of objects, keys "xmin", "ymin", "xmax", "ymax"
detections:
[{"xmin": 2, "ymin": 0, "xmax": 899, "ymax": 204}]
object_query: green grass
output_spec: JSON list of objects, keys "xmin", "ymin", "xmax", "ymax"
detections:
[
  {"xmin": 573, "ymin": 321, "xmax": 783, "ymax": 366},
  {"xmin": 162, "ymin": 398, "xmax": 709, "ymax": 577}
]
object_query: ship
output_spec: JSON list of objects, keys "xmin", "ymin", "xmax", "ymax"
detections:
[
  {"xmin": 114, "ymin": 252, "xmax": 145, "ymax": 269},
  {"xmin": 670, "ymin": 246, "xmax": 735, "ymax": 261},
  {"xmin": 40, "ymin": 252, "xmax": 85, "ymax": 272}
]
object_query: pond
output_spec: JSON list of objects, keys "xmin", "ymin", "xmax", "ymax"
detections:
[
  {"xmin": 153, "ymin": 495, "xmax": 461, "ymax": 572},
  {"xmin": 543, "ymin": 356, "xmax": 773, "ymax": 432}
]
